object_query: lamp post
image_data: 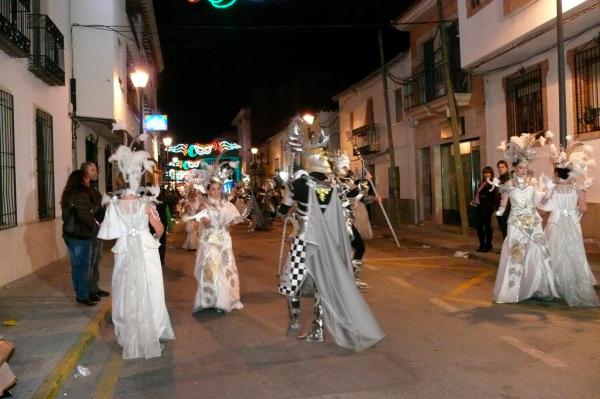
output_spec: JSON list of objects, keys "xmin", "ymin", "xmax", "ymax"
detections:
[
  {"xmin": 302, "ymin": 113, "xmax": 315, "ymax": 140},
  {"xmin": 130, "ymin": 69, "xmax": 149, "ymax": 143},
  {"xmin": 250, "ymin": 147, "xmax": 258, "ymax": 189},
  {"xmin": 162, "ymin": 136, "xmax": 172, "ymax": 188}
]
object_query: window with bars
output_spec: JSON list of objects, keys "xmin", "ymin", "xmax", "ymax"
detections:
[
  {"xmin": 574, "ymin": 41, "xmax": 600, "ymax": 134},
  {"xmin": 365, "ymin": 97, "xmax": 374, "ymax": 125},
  {"xmin": 505, "ymin": 67, "xmax": 544, "ymax": 138},
  {"xmin": 105, "ymin": 145, "xmax": 113, "ymax": 193},
  {"xmin": 85, "ymin": 134, "xmax": 98, "ymax": 164},
  {"xmin": 0, "ymin": 90, "xmax": 17, "ymax": 230},
  {"xmin": 35, "ymin": 109, "xmax": 54, "ymax": 220}
]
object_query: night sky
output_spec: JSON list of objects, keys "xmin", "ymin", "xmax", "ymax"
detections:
[{"xmin": 152, "ymin": 0, "xmax": 415, "ymax": 144}]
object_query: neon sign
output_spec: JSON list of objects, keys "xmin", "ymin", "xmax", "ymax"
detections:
[
  {"xmin": 168, "ymin": 140, "xmax": 242, "ymax": 158},
  {"xmin": 168, "ymin": 160, "xmax": 203, "ymax": 170},
  {"xmin": 208, "ymin": 0, "xmax": 237, "ymax": 9}
]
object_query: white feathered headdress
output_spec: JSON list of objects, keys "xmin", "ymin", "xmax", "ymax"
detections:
[
  {"xmin": 498, "ymin": 132, "xmax": 548, "ymax": 166},
  {"xmin": 330, "ymin": 151, "xmax": 351, "ymax": 176},
  {"xmin": 545, "ymin": 132, "xmax": 596, "ymax": 189},
  {"xmin": 109, "ymin": 143, "xmax": 155, "ymax": 196},
  {"xmin": 182, "ymin": 154, "xmax": 239, "ymax": 193}
]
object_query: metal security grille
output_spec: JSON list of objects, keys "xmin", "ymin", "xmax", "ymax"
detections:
[
  {"xmin": 0, "ymin": 90, "xmax": 17, "ymax": 230},
  {"xmin": 574, "ymin": 42, "xmax": 600, "ymax": 134},
  {"xmin": 35, "ymin": 109, "xmax": 54, "ymax": 220},
  {"xmin": 505, "ymin": 67, "xmax": 544, "ymax": 138}
]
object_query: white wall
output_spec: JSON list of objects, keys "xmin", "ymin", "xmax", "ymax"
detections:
[
  {"xmin": 459, "ymin": 0, "xmax": 592, "ymax": 68},
  {"xmin": 337, "ymin": 55, "xmax": 416, "ymax": 202},
  {"xmin": 0, "ymin": 0, "xmax": 72, "ymax": 284},
  {"xmin": 484, "ymin": 26, "xmax": 600, "ymax": 203}
]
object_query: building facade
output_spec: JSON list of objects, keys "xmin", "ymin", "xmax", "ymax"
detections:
[
  {"xmin": 0, "ymin": 0, "xmax": 162, "ymax": 286},
  {"xmin": 395, "ymin": 0, "xmax": 488, "ymax": 226},
  {"xmin": 334, "ymin": 53, "xmax": 418, "ymax": 224},
  {"xmin": 458, "ymin": 0, "xmax": 600, "ymax": 239}
]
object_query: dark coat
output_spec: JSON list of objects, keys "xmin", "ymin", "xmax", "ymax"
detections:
[{"xmin": 61, "ymin": 187, "xmax": 100, "ymax": 239}]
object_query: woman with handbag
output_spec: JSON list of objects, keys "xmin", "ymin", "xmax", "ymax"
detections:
[
  {"xmin": 61, "ymin": 170, "xmax": 100, "ymax": 306},
  {"xmin": 472, "ymin": 166, "xmax": 497, "ymax": 253}
]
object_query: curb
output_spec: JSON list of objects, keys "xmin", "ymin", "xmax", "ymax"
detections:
[{"xmin": 31, "ymin": 300, "xmax": 112, "ymax": 399}]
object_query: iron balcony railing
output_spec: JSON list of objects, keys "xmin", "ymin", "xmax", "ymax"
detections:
[
  {"xmin": 403, "ymin": 61, "xmax": 470, "ymax": 110},
  {"xmin": 0, "ymin": 0, "xmax": 30, "ymax": 57},
  {"xmin": 351, "ymin": 124, "xmax": 381, "ymax": 156},
  {"xmin": 28, "ymin": 13, "xmax": 64, "ymax": 86}
]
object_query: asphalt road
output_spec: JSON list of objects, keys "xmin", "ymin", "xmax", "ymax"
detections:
[{"xmin": 60, "ymin": 220, "xmax": 600, "ymax": 399}]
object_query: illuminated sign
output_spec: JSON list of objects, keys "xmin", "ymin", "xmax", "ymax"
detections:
[
  {"xmin": 209, "ymin": 0, "xmax": 237, "ymax": 9},
  {"xmin": 168, "ymin": 140, "xmax": 242, "ymax": 157},
  {"xmin": 144, "ymin": 115, "xmax": 168, "ymax": 131}
]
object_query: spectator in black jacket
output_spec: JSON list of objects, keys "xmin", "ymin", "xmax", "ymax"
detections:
[
  {"xmin": 61, "ymin": 170, "xmax": 100, "ymax": 306},
  {"xmin": 472, "ymin": 166, "xmax": 498, "ymax": 253},
  {"xmin": 81, "ymin": 161, "xmax": 109, "ymax": 299},
  {"xmin": 496, "ymin": 160, "xmax": 512, "ymax": 239}
]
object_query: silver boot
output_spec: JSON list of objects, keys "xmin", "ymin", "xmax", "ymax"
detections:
[
  {"xmin": 352, "ymin": 259, "xmax": 370, "ymax": 289},
  {"xmin": 298, "ymin": 301, "xmax": 325, "ymax": 343},
  {"xmin": 287, "ymin": 297, "xmax": 302, "ymax": 330}
]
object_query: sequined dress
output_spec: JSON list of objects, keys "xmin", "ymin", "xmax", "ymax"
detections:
[
  {"xmin": 192, "ymin": 198, "xmax": 244, "ymax": 313},
  {"xmin": 494, "ymin": 178, "xmax": 559, "ymax": 303}
]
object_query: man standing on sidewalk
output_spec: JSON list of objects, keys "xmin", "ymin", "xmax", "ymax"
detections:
[
  {"xmin": 81, "ymin": 161, "xmax": 110, "ymax": 299},
  {"xmin": 495, "ymin": 160, "xmax": 511, "ymax": 239}
]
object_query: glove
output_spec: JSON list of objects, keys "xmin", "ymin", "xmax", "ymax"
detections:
[{"xmin": 496, "ymin": 207, "xmax": 505, "ymax": 217}]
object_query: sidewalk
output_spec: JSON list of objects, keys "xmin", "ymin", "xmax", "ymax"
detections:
[
  {"xmin": 376, "ymin": 222, "xmax": 600, "ymax": 270},
  {"xmin": 0, "ymin": 246, "xmax": 113, "ymax": 398}
]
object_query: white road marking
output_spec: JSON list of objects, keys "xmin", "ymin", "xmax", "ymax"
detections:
[
  {"xmin": 500, "ymin": 336, "xmax": 567, "ymax": 368},
  {"xmin": 429, "ymin": 298, "xmax": 459, "ymax": 313},
  {"xmin": 364, "ymin": 263, "xmax": 379, "ymax": 271},
  {"xmin": 389, "ymin": 276, "xmax": 412, "ymax": 288}
]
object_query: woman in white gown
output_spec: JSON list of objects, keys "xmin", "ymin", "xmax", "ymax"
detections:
[
  {"xmin": 182, "ymin": 190, "xmax": 201, "ymax": 250},
  {"xmin": 191, "ymin": 179, "xmax": 244, "ymax": 313},
  {"xmin": 98, "ymin": 146, "xmax": 174, "ymax": 360},
  {"xmin": 539, "ymin": 139, "xmax": 598, "ymax": 307},
  {"xmin": 494, "ymin": 160, "xmax": 559, "ymax": 303}
]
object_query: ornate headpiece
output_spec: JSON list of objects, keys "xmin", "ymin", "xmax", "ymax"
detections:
[
  {"xmin": 183, "ymin": 154, "xmax": 239, "ymax": 193},
  {"xmin": 498, "ymin": 132, "xmax": 548, "ymax": 166},
  {"xmin": 330, "ymin": 152, "xmax": 351, "ymax": 176},
  {"xmin": 284, "ymin": 116, "xmax": 332, "ymax": 174},
  {"xmin": 108, "ymin": 133, "xmax": 156, "ymax": 196},
  {"xmin": 545, "ymin": 131, "xmax": 596, "ymax": 188}
]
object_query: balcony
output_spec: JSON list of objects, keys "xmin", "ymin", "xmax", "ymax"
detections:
[
  {"xmin": 351, "ymin": 124, "xmax": 381, "ymax": 156},
  {"xmin": 403, "ymin": 62, "xmax": 472, "ymax": 122},
  {"xmin": 28, "ymin": 14, "xmax": 65, "ymax": 86},
  {"xmin": 0, "ymin": 0, "xmax": 30, "ymax": 57}
]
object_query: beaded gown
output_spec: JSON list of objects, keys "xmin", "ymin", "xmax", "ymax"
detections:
[
  {"xmin": 192, "ymin": 198, "xmax": 245, "ymax": 313},
  {"xmin": 494, "ymin": 177, "xmax": 559, "ymax": 303}
]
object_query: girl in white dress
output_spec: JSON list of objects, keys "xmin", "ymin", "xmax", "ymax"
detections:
[
  {"xmin": 98, "ymin": 145, "xmax": 174, "ymax": 359},
  {"xmin": 191, "ymin": 179, "xmax": 244, "ymax": 313},
  {"xmin": 540, "ymin": 138, "xmax": 598, "ymax": 307},
  {"xmin": 494, "ymin": 134, "xmax": 559, "ymax": 303}
]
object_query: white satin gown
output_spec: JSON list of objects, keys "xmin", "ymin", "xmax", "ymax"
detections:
[
  {"xmin": 98, "ymin": 198, "xmax": 175, "ymax": 359},
  {"xmin": 541, "ymin": 183, "xmax": 598, "ymax": 307},
  {"xmin": 494, "ymin": 179, "xmax": 559, "ymax": 303}
]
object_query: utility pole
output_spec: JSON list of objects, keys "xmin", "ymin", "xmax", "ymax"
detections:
[
  {"xmin": 378, "ymin": 29, "xmax": 400, "ymax": 222},
  {"xmin": 436, "ymin": 0, "xmax": 469, "ymax": 236},
  {"xmin": 556, "ymin": 0, "xmax": 567, "ymax": 146}
]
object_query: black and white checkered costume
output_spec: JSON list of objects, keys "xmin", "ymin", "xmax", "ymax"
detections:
[{"xmin": 277, "ymin": 172, "xmax": 333, "ymax": 297}]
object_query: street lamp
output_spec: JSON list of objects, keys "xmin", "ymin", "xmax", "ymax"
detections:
[
  {"xmin": 250, "ymin": 147, "xmax": 259, "ymax": 188},
  {"xmin": 302, "ymin": 113, "xmax": 315, "ymax": 125},
  {"xmin": 130, "ymin": 69, "xmax": 149, "ymax": 141},
  {"xmin": 162, "ymin": 136, "xmax": 172, "ymax": 188}
]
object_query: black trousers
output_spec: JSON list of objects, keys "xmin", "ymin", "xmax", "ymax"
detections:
[
  {"xmin": 476, "ymin": 208, "xmax": 494, "ymax": 249},
  {"xmin": 351, "ymin": 225, "xmax": 365, "ymax": 261},
  {"xmin": 89, "ymin": 237, "xmax": 102, "ymax": 294},
  {"xmin": 159, "ymin": 232, "xmax": 167, "ymax": 266},
  {"xmin": 496, "ymin": 213, "xmax": 508, "ymax": 239}
]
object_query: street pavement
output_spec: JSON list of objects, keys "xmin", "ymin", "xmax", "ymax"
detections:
[{"xmin": 53, "ymin": 220, "xmax": 600, "ymax": 399}]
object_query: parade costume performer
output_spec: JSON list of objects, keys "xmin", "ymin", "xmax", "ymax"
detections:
[
  {"xmin": 539, "ymin": 133, "xmax": 598, "ymax": 307},
  {"xmin": 330, "ymin": 153, "xmax": 369, "ymax": 289},
  {"xmin": 98, "ymin": 142, "xmax": 174, "ymax": 360},
  {"xmin": 186, "ymin": 157, "xmax": 245, "ymax": 313},
  {"xmin": 278, "ymin": 119, "xmax": 384, "ymax": 351},
  {"xmin": 493, "ymin": 133, "xmax": 559, "ymax": 304},
  {"xmin": 182, "ymin": 188, "xmax": 201, "ymax": 250}
]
